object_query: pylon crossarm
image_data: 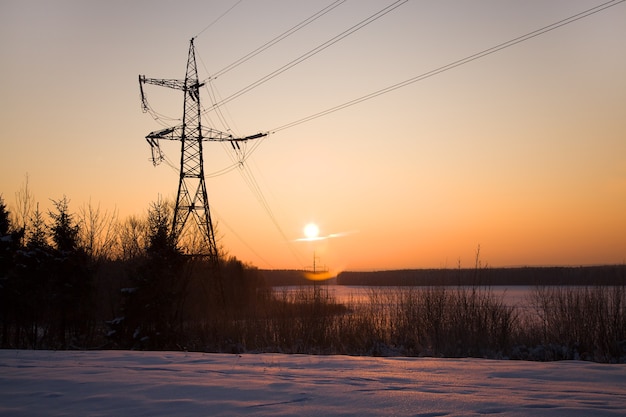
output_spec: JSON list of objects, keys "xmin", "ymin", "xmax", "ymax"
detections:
[
  {"xmin": 209, "ymin": 130, "xmax": 268, "ymax": 142},
  {"xmin": 145, "ymin": 126, "xmax": 180, "ymax": 141},
  {"xmin": 201, "ymin": 127, "xmax": 234, "ymax": 141},
  {"xmin": 237, "ymin": 132, "xmax": 268, "ymax": 141},
  {"xmin": 139, "ymin": 75, "xmax": 186, "ymax": 91},
  {"xmin": 145, "ymin": 124, "xmax": 266, "ymax": 143}
]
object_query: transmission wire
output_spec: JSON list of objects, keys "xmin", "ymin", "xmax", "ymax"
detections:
[
  {"xmin": 205, "ymin": 0, "xmax": 408, "ymax": 112},
  {"xmin": 194, "ymin": 0, "xmax": 243, "ymax": 39},
  {"xmin": 196, "ymin": 52, "xmax": 238, "ymax": 136},
  {"xmin": 236, "ymin": 158, "xmax": 307, "ymax": 266},
  {"xmin": 210, "ymin": 204, "xmax": 276, "ymax": 268},
  {"xmin": 269, "ymin": 0, "xmax": 625, "ymax": 133},
  {"xmin": 220, "ymin": 132, "xmax": 306, "ymax": 266},
  {"xmin": 252, "ymin": 0, "xmax": 624, "ymax": 267},
  {"xmin": 209, "ymin": 0, "xmax": 347, "ymax": 80},
  {"xmin": 195, "ymin": 75, "xmax": 305, "ymax": 265}
]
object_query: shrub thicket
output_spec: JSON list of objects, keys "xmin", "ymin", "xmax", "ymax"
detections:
[{"xmin": 525, "ymin": 285, "xmax": 626, "ymax": 361}]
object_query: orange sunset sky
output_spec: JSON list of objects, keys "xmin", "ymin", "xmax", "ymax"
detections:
[{"xmin": 1, "ymin": 0, "xmax": 625, "ymax": 271}]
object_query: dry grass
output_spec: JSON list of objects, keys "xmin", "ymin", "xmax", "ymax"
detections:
[
  {"xmin": 208, "ymin": 284, "xmax": 626, "ymax": 362},
  {"xmin": 527, "ymin": 285, "xmax": 626, "ymax": 361}
]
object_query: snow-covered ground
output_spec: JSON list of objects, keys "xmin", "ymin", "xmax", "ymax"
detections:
[{"xmin": 1, "ymin": 350, "xmax": 625, "ymax": 416}]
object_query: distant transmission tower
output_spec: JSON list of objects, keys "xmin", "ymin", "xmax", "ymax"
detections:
[{"xmin": 139, "ymin": 38, "xmax": 266, "ymax": 262}]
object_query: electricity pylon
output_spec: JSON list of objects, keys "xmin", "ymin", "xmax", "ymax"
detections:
[{"xmin": 139, "ymin": 38, "xmax": 266, "ymax": 263}]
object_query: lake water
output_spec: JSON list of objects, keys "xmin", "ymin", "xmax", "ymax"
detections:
[{"xmin": 275, "ymin": 285, "xmax": 535, "ymax": 308}]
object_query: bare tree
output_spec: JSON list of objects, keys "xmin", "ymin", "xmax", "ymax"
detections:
[
  {"xmin": 118, "ymin": 215, "xmax": 147, "ymax": 260},
  {"xmin": 78, "ymin": 200, "xmax": 119, "ymax": 261},
  {"xmin": 13, "ymin": 174, "xmax": 35, "ymax": 244}
]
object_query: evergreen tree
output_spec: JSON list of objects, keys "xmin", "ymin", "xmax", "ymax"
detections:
[
  {"xmin": 49, "ymin": 196, "xmax": 79, "ymax": 253},
  {"xmin": 47, "ymin": 196, "xmax": 94, "ymax": 348},
  {"xmin": 26, "ymin": 204, "xmax": 49, "ymax": 250},
  {"xmin": 0, "ymin": 195, "xmax": 20, "ymax": 269},
  {"xmin": 7, "ymin": 203, "xmax": 52, "ymax": 348},
  {"xmin": 0, "ymin": 196, "xmax": 21, "ymax": 346},
  {"xmin": 113, "ymin": 199, "xmax": 186, "ymax": 349},
  {"xmin": 0, "ymin": 196, "xmax": 9, "ymax": 236}
]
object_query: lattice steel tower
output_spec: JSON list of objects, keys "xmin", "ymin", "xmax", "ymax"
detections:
[{"xmin": 139, "ymin": 38, "xmax": 265, "ymax": 261}]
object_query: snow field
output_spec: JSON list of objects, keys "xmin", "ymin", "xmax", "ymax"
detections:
[{"xmin": 1, "ymin": 350, "xmax": 625, "ymax": 416}]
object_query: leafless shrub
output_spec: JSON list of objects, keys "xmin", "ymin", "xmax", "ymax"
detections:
[
  {"xmin": 78, "ymin": 200, "xmax": 119, "ymax": 261},
  {"xmin": 530, "ymin": 285, "xmax": 626, "ymax": 361},
  {"xmin": 11, "ymin": 174, "xmax": 34, "ymax": 239},
  {"xmin": 118, "ymin": 215, "xmax": 147, "ymax": 260}
]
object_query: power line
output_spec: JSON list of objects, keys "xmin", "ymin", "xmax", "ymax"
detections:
[
  {"xmin": 194, "ymin": 0, "xmax": 243, "ymax": 39},
  {"xmin": 195, "ymin": 1, "xmax": 348, "ymax": 139},
  {"xmin": 206, "ymin": 0, "xmax": 408, "ymax": 111},
  {"xmin": 199, "ymin": 0, "xmax": 624, "ymax": 201},
  {"xmin": 191, "ymin": 89, "xmax": 304, "ymax": 264},
  {"xmin": 210, "ymin": 0, "xmax": 347, "ymax": 80},
  {"xmin": 269, "ymin": 0, "xmax": 625, "ymax": 133},
  {"xmin": 235, "ymin": 159, "xmax": 306, "ymax": 266},
  {"xmin": 210, "ymin": 204, "xmax": 276, "ymax": 268},
  {"xmin": 213, "ymin": 132, "xmax": 306, "ymax": 266}
]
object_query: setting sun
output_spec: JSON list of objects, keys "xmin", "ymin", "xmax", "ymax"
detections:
[{"xmin": 303, "ymin": 223, "xmax": 319, "ymax": 240}]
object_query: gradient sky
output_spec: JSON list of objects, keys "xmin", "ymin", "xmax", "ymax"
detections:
[{"xmin": 1, "ymin": 0, "xmax": 625, "ymax": 271}]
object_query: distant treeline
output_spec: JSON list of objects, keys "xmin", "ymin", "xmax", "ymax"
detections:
[{"xmin": 337, "ymin": 266, "xmax": 626, "ymax": 286}]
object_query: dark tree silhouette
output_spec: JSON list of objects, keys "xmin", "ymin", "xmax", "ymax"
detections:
[
  {"xmin": 112, "ymin": 199, "xmax": 187, "ymax": 349},
  {"xmin": 49, "ymin": 197, "xmax": 80, "ymax": 253},
  {"xmin": 0, "ymin": 196, "xmax": 22, "ymax": 346},
  {"xmin": 46, "ymin": 197, "xmax": 94, "ymax": 348}
]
